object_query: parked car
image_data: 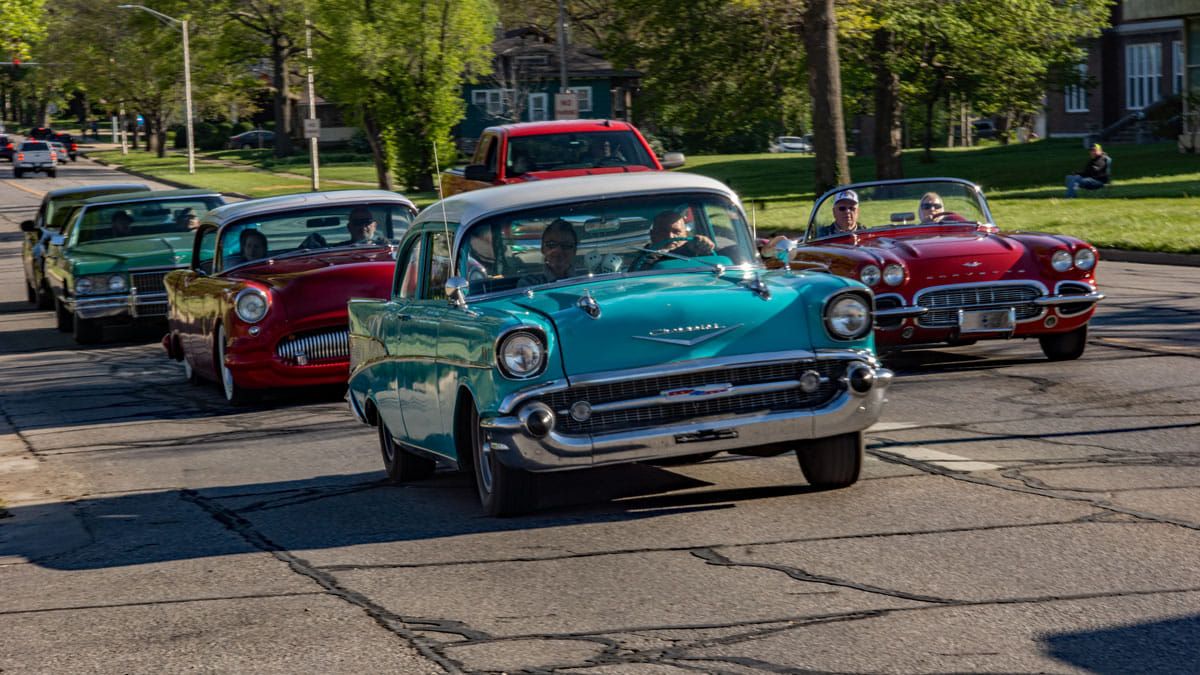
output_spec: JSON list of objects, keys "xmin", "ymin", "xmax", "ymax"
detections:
[
  {"xmin": 0, "ymin": 135, "xmax": 14, "ymax": 161},
  {"xmin": 43, "ymin": 189, "xmax": 227, "ymax": 344},
  {"xmin": 20, "ymin": 183, "xmax": 151, "ymax": 309},
  {"xmin": 28, "ymin": 126, "xmax": 54, "ymax": 140},
  {"xmin": 767, "ymin": 177, "xmax": 1103, "ymax": 360},
  {"xmin": 768, "ymin": 135, "xmax": 812, "ymax": 153},
  {"xmin": 972, "ymin": 119, "xmax": 998, "ymax": 139},
  {"xmin": 162, "ymin": 190, "xmax": 417, "ymax": 403},
  {"xmin": 48, "ymin": 141, "xmax": 69, "ymax": 164},
  {"xmin": 13, "ymin": 140, "xmax": 57, "ymax": 178},
  {"xmin": 51, "ymin": 132, "xmax": 78, "ymax": 161},
  {"xmin": 346, "ymin": 172, "xmax": 892, "ymax": 516},
  {"xmin": 441, "ymin": 119, "xmax": 684, "ymax": 197},
  {"xmin": 227, "ymin": 129, "xmax": 274, "ymax": 150}
]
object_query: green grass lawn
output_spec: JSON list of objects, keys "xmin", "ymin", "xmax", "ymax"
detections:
[{"xmin": 93, "ymin": 138, "xmax": 1200, "ymax": 253}]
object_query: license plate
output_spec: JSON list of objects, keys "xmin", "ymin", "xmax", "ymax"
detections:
[{"xmin": 958, "ymin": 308, "xmax": 1015, "ymax": 333}]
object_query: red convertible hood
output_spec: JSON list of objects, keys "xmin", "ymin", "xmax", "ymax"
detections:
[
  {"xmin": 866, "ymin": 231, "xmax": 1021, "ymax": 262},
  {"xmin": 233, "ymin": 248, "xmax": 394, "ymax": 321}
]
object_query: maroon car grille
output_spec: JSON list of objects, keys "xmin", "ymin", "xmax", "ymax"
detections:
[
  {"xmin": 916, "ymin": 284, "xmax": 1042, "ymax": 327},
  {"xmin": 541, "ymin": 360, "xmax": 846, "ymax": 435}
]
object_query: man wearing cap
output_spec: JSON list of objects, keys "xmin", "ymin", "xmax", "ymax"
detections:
[
  {"xmin": 1065, "ymin": 143, "xmax": 1110, "ymax": 198},
  {"xmin": 341, "ymin": 206, "xmax": 380, "ymax": 245},
  {"xmin": 817, "ymin": 189, "xmax": 860, "ymax": 238}
]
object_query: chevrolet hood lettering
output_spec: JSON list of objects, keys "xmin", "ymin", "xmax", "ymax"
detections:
[{"xmin": 634, "ymin": 323, "xmax": 742, "ymax": 346}]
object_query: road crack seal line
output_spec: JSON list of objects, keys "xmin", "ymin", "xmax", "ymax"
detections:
[
  {"xmin": 180, "ymin": 488, "xmax": 483, "ymax": 673},
  {"xmin": 0, "ymin": 591, "xmax": 326, "ymax": 617},
  {"xmin": 690, "ymin": 547, "xmax": 957, "ymax": 605}
]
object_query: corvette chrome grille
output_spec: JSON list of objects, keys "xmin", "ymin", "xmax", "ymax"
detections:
[
  {"xmin": 276, "ymin": 328, "xmax": 350, "ymax": 364},
  {"xmin": 916, "ymin": 284, "xmax": 1042, "ymax": 327},
  {"xmin": 542, "ymin": 360, "xmax": 846, "ymax": 435}
]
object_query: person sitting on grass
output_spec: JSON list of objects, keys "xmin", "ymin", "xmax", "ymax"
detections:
[{"xmin": 1065, "ymin": 143, "xmax": 1111, "ymax": 198}]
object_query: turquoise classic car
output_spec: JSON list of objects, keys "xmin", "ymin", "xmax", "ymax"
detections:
[
  {"xmin": 43, "ymin": 189, "xmax": 226, "ymax": 344},
  {"xmin": 347, "ymin": 173, "xmax": 892, "ymax": 516}
]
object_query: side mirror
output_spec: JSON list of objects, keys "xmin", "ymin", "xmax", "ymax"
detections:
[
  {"xmin": 660, "ymin": 152, "xmax": 686, "ymax": 169},
  {"xmin": 774, "ymin": 238, "xmax": 798, "ymax": 274},
  {"xmin": 49, "ymin": 234, "xmax": 66, "ymax": 247},
  {"xmin": 463, "ymin": 164, "xmax": 496, "ymax": 182},
  {"xmin": 445, "ymin": 276, "xmax": 469, "ymax": 308},
  {"xmin": 19, "ymin": 219, "xmax": 36, "ymax": 233}
]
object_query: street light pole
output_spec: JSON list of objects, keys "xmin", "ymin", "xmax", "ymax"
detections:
[
  {"xmin": 117, "ymin": 4, "xmax": 195, "ymax": 174},
  {"xmin": 305, "ymin": 20, "xmax": 319, "ymax": 191}
]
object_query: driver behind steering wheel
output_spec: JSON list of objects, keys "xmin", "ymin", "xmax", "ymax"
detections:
[{"xmin": 649, "ymin": 210, "xmax": 715, "ymax": 257}]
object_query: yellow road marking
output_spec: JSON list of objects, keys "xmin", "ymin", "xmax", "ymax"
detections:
[{"xmin": 1, "ymin": 180, "xmax": 47, "ymax": 198}]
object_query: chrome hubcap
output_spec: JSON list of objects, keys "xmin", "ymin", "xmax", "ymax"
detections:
[{"xmin": 219, "ymin": 328, "xmax": 235, "ymax": 401}]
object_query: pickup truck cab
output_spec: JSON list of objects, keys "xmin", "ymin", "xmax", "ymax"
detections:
[
  {"xmin": 441, "ymin": 119, "xmax": 685, "ymax": 197},
  {"xmin": 14, "ymin": 141, "xmax": 57, "ymax": 178}
]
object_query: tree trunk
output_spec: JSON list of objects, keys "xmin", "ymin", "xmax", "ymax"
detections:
[
  {"xmin": 146, "ymin": 116, "xmax": 160, "ymax": 155},
  {"xmin": 363, "ymin": 111, "xmax": 393, "ymax": 191},
  {"xmin": 871, "ymin": 27, "xmax": 903, "ymax": 180},
  {"xmin": 922, "ymin": 95, "xmax": 936, "ymax": 162},
  {"xmin": 804, "ymin": 0, "xmax": 850, "ymax": 195},
  {"xmin": 271, "ymin": 37, "xmax": 294, "ymax": 158}
]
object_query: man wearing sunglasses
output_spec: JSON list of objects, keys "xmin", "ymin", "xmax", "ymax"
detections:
[
  {"xmin": 817, "ymin": 189, "xmax": 860, "ymax": 238},
  {"xmin": 520, "ymin": 218, "xmax": 579, "ymax": 286}
]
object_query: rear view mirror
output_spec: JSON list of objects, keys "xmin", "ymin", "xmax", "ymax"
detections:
[
  {"xmin": 20, "ymin": 219, "xmax": 36, "ymax": 232},
  {"xmin": 660, "ymin": 152, "xmax": 686, "ymax": 169},
  {"xmin": 891, "ymin": 212, "xmax": 916, "ymax": 224},
  {"xmin": 464, "ymin": 164, "xmax": 496, "ymax": 182}
]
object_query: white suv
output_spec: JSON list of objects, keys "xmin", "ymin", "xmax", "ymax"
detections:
[{"xmin": 14, "ymin": 141, "xmax": 57, "ymax": 178}]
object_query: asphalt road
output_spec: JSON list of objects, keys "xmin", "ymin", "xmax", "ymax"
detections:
[{"xmin": 1, "ymin": 160, "xmax": 1198, "ymax": 674}]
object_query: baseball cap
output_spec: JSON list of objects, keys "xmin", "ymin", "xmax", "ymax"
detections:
[{"xmin": 833, "ymin": 189, "xmax": 859, "ymax": 204}]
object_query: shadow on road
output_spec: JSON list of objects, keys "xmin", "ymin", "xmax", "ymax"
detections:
[{"xmin": 1044, "ymin": 614, "xmax": 1200, "ymax": 673}]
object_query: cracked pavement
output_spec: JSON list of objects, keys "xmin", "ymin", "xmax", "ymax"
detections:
[{"xmin": 1, "ymin": 163, "xmax": 1198, "ymax": 673}]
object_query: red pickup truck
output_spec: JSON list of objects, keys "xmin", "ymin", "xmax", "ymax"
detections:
[{"xmin": 441, "ymin": 119, "xmax": 685, "ymax": 197}]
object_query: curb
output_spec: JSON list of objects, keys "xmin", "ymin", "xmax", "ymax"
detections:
[
  {"xmin": 88, "ymin": 156, "xmax": 251, "ymax": 200},
  {"xmin": 1099, "ymin": 248, "xmax": 1200, "ymax": 267}
]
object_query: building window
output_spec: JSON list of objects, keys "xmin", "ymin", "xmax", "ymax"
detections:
[
  {"xmin": 1065, "ymin": 63, "xmax": 1088, "ymax": 113},
  {"xmin": 515, "ymin": 55, "xmax": 549, "ymax": 67},
  {"xmin": 1174, "ymin": 40, "xmax": 1184, "ymax": 94},
  {"xmin": 472, "ymin": 89, "xmax": 515, "ymax": 116},
  {"xmin": 528, "ymin": 93, "xmax": 548, "ymax": 121},
  {"xmin": 567, "ymin": 86, "xmax": 592, "ymax": 113},
  {"xmin": 1125, "ymin": 43, "xmax": 1161, "ymax": 110}
]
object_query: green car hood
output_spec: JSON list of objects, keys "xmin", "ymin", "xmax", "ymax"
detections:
[
  {"xmin": 509, "ymin": 271, "xmax": 842, "ymax": 377},
  {"xmin": 69, "ymin": 234, "xmax": 193, "ymax": 274}
]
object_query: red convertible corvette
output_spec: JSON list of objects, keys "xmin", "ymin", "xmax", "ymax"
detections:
[
  {"xmin": 767, "ymin": 178, "xmax": 1103, "ymax": 360},
  {"xmin": 162, "ymin": 190, "xmax": 417, "ymax": 403}
]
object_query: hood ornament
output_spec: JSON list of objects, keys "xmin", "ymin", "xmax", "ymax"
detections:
[
  {"xmin": 633, "ymin": 323, "xmax": 742, "ymax": 346},
  {"xmin": 743, "ymin": 271, "xmax": 771, "ymax": 300},
  {"xmin": 576, "ymin": 290, "xmax": 600, "ymax": 319}
]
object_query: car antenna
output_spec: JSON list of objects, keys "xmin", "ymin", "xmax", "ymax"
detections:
[{"xmin": 431, "ymin": 141, "xmax": 454, "ymax": 272}]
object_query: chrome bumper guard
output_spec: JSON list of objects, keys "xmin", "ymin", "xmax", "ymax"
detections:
[
  {"xmin": 1033, "ymin": 291, "xmax": 1105, "ymax": 306},
  {"xmin": 481, "ymin": 355, "xmax": 893, "ymax": 472},
  {"xmin": 69, "ymin": 291, "xmax": 169, "ymax": 320}
]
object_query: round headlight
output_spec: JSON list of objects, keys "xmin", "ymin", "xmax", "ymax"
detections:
[
  {"xmin": 108, "ymin": 275, "xmax": 127, "ymax": 292},
  {"xmin": 883, "ymin": 264, "xmax": 905, "ymax": 286},
  {"xmin": 826, "ymin": 294, "xmax": 872, "ymax": 340},
  {"xmin": 1074, "ymin": 248, "xmax": 1096, "ymax": 271},
  {"xmin": 859, "ymin": 265, "xmax": 881, "ymax": 286},
  {"xmin": 234, "ymin": 288, "xmax": 269, "ymax": 324},
  {"xmin": 498, "ymin": 330, "xmax": 546, "ymax": 379},
  {"xmin": 76, "ymin": 277, "xmax": 94, "ymax": 294},
  {"xmin": 1051, "ymin": 250, "xmax": 1073, "ymax": 272}
]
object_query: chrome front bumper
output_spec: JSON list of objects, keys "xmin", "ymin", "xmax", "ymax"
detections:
[
  {"xmin": 481, "ymin": 358, "xmax": 893, "ymax": 473},
  {"xmin": 68, "ymin": 292, "xmax": 169, "ymax": 320}
]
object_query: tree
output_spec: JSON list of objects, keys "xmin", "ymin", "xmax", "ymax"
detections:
[
  {"xmin": 805, "ymin": 0, "xmax": 850, "ymax": 194},
  {"xmin": 314, "ymin": 0, "xmax": 497, "ymax": 191}
]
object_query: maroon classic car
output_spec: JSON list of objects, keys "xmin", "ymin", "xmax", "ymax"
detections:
[
  {"xmin": 162, "ymin": 190, "xmax": 417, "ymax": 403},
  {"xmin": 768, "ymin": 178, "xmax": 1103, "ymax": 360}
]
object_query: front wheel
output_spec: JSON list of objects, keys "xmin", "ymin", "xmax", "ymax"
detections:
[
  {"xmin": 1040, "ymin": 324, "xmax": 1088, "ymax": 361},
  {"xmin": 36, "ymin": 281, "xmax": 53, "ymax": 310},
  {"xmin": 54, "ymin": 298, "xmax": 72, "ymax": 332},
  {"xmin": 73, "ymin": 313, "xmax": 103, "ymax": 344},
  {"xmin": 469, "ymin": 405, "xmax": 536, "ymax": 516},
  {"xmin": 378, "ymin": 420, "xmax": 435, "ymax": 483},
  {"xmin": 47, "ymin": 170, "xmax": 56, "ymax": 178},
  {"xmin": 13, "ymin": 169, "xmax": 22, "ymax": 178},
  {"xmin": 25, "ymin": 281, "xmax": 36, "ymax": 304},
  {"xmin": 796, "ymin": 431, "xmax": 863, "ymax": 489},
  {"xmin": 217, "ymin": 325, "xmax": 255, "ymax": 405}
]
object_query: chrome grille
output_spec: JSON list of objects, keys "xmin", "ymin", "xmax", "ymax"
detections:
[
  {"xmin": 543, "ymin": 360, "xmax": 846, "ymax": 435},
  {"xmin": 917, "ymin": 284, "xmax": 1042, "ymax": 328},
  {"xmin": 276, "ymin": 328, "xmax": 350, "ymax": 364},
  {"xmin": 131, "ymin": 270, "xmax": 170, "ymax": 295}
]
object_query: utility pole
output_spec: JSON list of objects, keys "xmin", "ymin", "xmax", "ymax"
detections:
[
  {"xmin": 305, "ymin": 20, "xmax": 319, "ymax": 191},
  {"xmin": 118, "ymin": 5, "xmax": 195, "ymax": 173},
  {"xmin": 556, "ymin": 0, "xmax": 569, "ymax": 93}
]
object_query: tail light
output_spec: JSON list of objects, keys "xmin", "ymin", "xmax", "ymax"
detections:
[
  {"xmin": 49, "ymin": 151, "xmax": 57, "ymax": 160},
  {"xmin": 16, "ymin": 153, "xmax": 23, "ymax": 161},
  {"xmin": 5, "ymin": 143, "xmax": 12, "ymax": 150},
  {"xmin": 70, "ymin": 143, "xmax": 77, "ymax": 151}
]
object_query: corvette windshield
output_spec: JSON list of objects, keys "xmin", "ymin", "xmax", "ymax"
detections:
[
  {"xmin": 808, "ymin": 181, "xmax": 988, "ymax": 240},
  {"xmin": 458, "ymin": 192, "xmax": 755, "ymax": 296},
  {"xmin": 219, "ymin": 203, "xmax": 412, "ymax": 271}
]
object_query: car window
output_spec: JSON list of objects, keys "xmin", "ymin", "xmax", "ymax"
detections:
[
  {"xmin": 395, "ymin": 236, "xmax": 424, "ymax": 299},
  {"xmin": 21, "ymin": 142, "xmax": 49, "ymax": 151},
  {"xmin": 75, "ymin": 197, "xmax": 224, "ymax": 243},
  {"xmin": 506, "ymin": 131, "xmax": 656, "ymax": 173},
  {"xmin": 425, "ymin": 232, "xmax": 451, "ymax": 300},
  {"xmin": 472, "ymin": 134, "xmax": 495, "ymax": 166},
  {"xmin": 196, "ymin": 228, "xmax": 217, "ymax": 275},
  {"xmin": 807, "ymin": 181, "xmax": 988, "ymax": 240}
]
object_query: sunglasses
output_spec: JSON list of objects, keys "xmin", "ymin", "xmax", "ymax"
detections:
[
  {"xmin": 921, "ymin": 202, "xmax": 943, "ymax": 210},
  {"xmin": 836, "ymin": 205, "xmax": 857, "ymax": 212},
  {"xmin": 349, "ymin": 219, "xmax": 375, "ymax": 227},
  {"xmin": 543, "ymin": 240, "xmax": 576, "ymax": 250}
]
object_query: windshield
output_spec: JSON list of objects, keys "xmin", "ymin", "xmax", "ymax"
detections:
[
  {"xmin": 74, "ymin": 197, "xmax": 224, "ymax": 244},
  {"xmin": 506, "ymin": 131, "xmax": 656, "ymax": 176},
  {"xmin": 457, "ymin": 192, "xmax": 755, "ymax": 296},
  {"xmin": 218, "ymin": 202, "xmax": 413, "ymax": 271},
  {"xmin": 807, "ymin": 180, "xmax": 989, "ymax": 241}
]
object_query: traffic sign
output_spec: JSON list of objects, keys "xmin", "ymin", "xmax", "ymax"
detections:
[
  {"xmin": 303, "ymin": 118, "xmax": 321, "ymax": 139},
  {"xmin": 554, "ymin": 93, "xmax": 579, "ymax": 120}
]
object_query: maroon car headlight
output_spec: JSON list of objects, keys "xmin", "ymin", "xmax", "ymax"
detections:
[
  {"xmin": 1074, "ymin": 248, "xmax": 1096, "ymax": 271},
  {"xmin": 234, "ymin": 288, "xmax": 270, "ymax": 324},
  {"xmin": 882, "ymin": 264, "xmax": 905, "ymax": 286},
  {"xmin": 1051, "ymin": 250, "xmax": 1073, "ymax": 272},
  {"xmin": 859, "ymin": 265, "xmax": 881, "ymax": 286}
]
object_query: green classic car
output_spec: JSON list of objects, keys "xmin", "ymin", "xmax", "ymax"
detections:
[
  {"xmin": 347, "ymin": 173, "xmax": 892, "ymax": 516},
  {"xmin": 43, "ymin": 189, "xmax": 227, "ymax": 344}
]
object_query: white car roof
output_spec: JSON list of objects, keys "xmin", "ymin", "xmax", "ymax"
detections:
[
  {"xmin": 415, "ymin": 172, "xmax": 741, "ymax": 229},
  {"xmin": 204, "ymin": 189, "xmax": 417, "ymax": 227}
]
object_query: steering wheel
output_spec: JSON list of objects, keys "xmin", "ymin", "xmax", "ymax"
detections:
[
  {"xmin": 630, "ymin": 236, "xmax": 696, "ymax": 271},
  {"xmin": 298, "ymin": 232, "xmax": 327, "ymax": 250}
]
